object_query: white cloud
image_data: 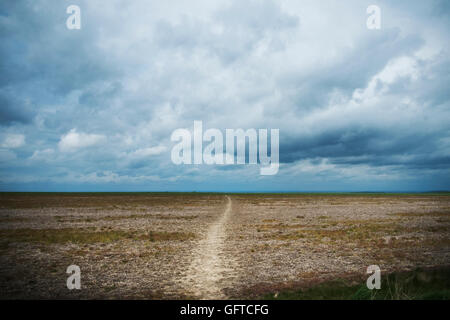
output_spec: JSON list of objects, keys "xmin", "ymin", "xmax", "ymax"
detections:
[
  {"xmin": 127, "ymin": 146, "xmax": 167, "ymax": 159},
  {"xmin": 58, "ymin": 129, "xmax": 105, "ymax": 153},
  {"xmin": 30, "ymin": 148, "xmax": 55, "ymax": 161},
  {"xmin": 353, "ymin": 55, "xmax": 420, "ymax": 103},
  {"xmin": 284, "ymin": 158, "xmax": 404, "ymax": 181},
  {"xmin": 67, "ymin": 171, "xmax": 162, "ymax": 183},
  {"xmin": 1, "ymin": 134, "xmax": 25, "ymax": 148}
]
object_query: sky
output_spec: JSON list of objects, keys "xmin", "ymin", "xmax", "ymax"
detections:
[{"xmin": 0, "ymin": 0, "xmax": 449, "ymax": 192}]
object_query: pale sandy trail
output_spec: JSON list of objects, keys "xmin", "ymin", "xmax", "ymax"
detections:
[{"xmin": 181, "ymin": 195, "xmax": 235, "ymax": 299}]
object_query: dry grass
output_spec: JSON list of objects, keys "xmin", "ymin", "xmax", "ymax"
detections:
[
  {"xmin": 261, "ymin": 218, "xmax": 450, "ymax": 245},
  {"xmin": 0, "ymin": 192, "xmax": 224, "ymax": 209},
  {"xmin": 54, "ymin": 214, "xmax": 198, "ymax": 223},
  {"xmin": 0, "ymin": 228, "xmax": 196, "ymax": 244},
  {"xmin": 393, "ymin": 211, "xmax": 450, "ymax": 217}
]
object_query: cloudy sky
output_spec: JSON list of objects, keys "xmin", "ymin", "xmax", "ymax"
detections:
[{"xmin": 1, "ymin": 0, "xmax": 449, "ymax": 192}]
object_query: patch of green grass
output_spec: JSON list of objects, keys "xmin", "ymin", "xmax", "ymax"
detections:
[
  {"xmin": 0, "ymin": 228, "xmax": 195, "ymax": 244},
  {"xmin": 262, "ymin": 267, "xmax": 450, "ymax": 300}
]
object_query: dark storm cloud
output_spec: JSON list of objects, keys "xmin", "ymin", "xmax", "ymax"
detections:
[
  {"xmin": 433, "ymin": 0, "xmax": 450, "ymax": 16},
  {"xmin": 0, "ymin": 92, "xmax": 34, "ymax": 125},
  {"xmin": 0, "ymin": 0, "xmax": 122, "ymax": 98}
]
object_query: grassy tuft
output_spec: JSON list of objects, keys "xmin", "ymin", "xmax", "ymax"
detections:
[{"xmin": 262, "ymin": 267, "xmax": 450, "ymax": 300}]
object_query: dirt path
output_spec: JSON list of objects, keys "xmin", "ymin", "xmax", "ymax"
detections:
[{"xmin": 181, "ymin": 195, "xmax": 235, "ymax": 299}]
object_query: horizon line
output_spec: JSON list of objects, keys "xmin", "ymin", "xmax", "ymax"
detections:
[{"xmin": 1, "ymin": 190, "xmax": 449, "ymax": 194}]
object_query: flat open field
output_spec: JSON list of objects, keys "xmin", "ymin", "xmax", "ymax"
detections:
[{"xmin": 0, "ymin": 193, "xmax": 449, "ymax": 299}]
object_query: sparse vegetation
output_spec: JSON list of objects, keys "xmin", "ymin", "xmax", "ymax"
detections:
[
  {"xmin": 54, "ymin": 213, "xmax": 198, "ymax": 223},
  {"xmin": 262, "ymin": 267, "xmax": 450, "ymax": 300},
  {"xmin": 393, "ymin": 211, "xmax": 450, "ymax": 217},
  {"xmin": 0, "ymin": 228, "xmax": 195, "ymax": 244},
  {"xmin": 0, "ymin": 192, "xmax": 449, "ymax": 299}
]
